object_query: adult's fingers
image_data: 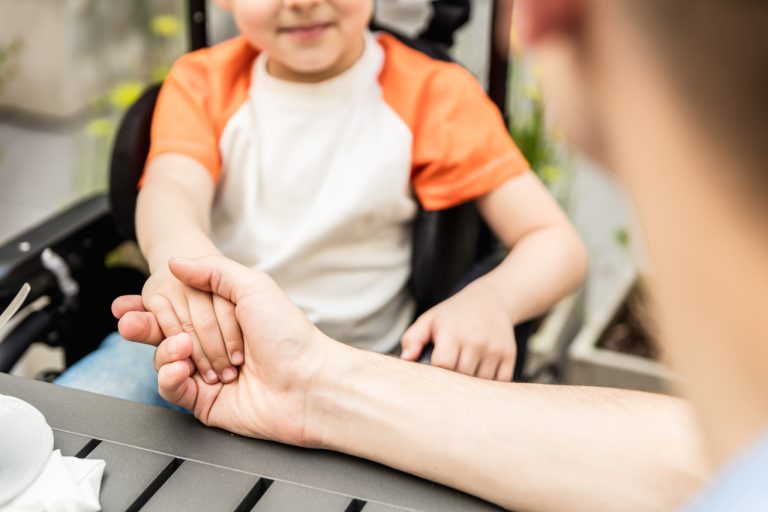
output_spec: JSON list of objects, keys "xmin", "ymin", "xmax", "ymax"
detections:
[
  {"xmin": 188, "ymin": 290, "xmax": 237, "ymax": 383},
  {"xmin": 158, "ymin": 360, "xmax": 198, "ymax": 411},
  {"xmin": 153, "ymin": 332, "xmax": 195, "ymax": 372},
  {"xmin": 212, "ymin": 295, "xmax": 244, "ymax": 366},
  {"xmin": 112, "ymin": 295, "xmax": 146, "ymax": 319},
  {"xmin": 118, "ymin": 311, "xmax": 164, "ymax": 346},
  {"xmin": 168, "ymin": 255, "xmax": 260, "ymax": 304}
]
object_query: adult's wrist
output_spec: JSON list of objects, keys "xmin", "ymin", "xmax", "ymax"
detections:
[{"xmin": 302, "ymin": 338, "xmax": 372, "ymax": 450}]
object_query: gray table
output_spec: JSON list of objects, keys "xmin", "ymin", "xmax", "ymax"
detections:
[{"xmin": 0, "ymin": 373, "xmax": 501, "ymax": 512}]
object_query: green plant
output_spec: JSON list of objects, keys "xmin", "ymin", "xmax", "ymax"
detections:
[
  {"xmin": 0, "ymin": 38, "xmax": 22, "ymax": 93},
  {"xmin": 0, "ymin": 38, "xmax": 23, "ymax": 163},
  {"xmin": 508, "ymin": 61, "xmax": 573, "ymax": 208},
  {"xmin": 75, "ymin": 3, "xmax": 183, "ymax": 196}
]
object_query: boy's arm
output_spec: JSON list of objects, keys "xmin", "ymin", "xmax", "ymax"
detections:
[
  {"xmin": 402, "ymin": 171, "xmax": 587, "ymax": 380},
  {"xmin": 137, "ymin": 154, "xmax": 218, "ymax": 272},
  {"xmin": 136, "ymin": 153, "xmax": 244, "ymax": 384},
  {"xmin": 473, "ymin": 171, "xmax": 587, "ymax": 323}
]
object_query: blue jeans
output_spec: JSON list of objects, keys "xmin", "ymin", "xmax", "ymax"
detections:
[{"xmin": 54, "ymin": 332, "xmax": 187, "ymax": 412}]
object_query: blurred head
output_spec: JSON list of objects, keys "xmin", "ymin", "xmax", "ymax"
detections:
[
  {"xmin": 515, "ymin": 0, "xmax": 768, "ymax": 459},
  {"xmin": 215, "ymin": 0, "xmax": 373, "ymax": 82},
  {"xmin": 515, "ymin": 0, "xmax": 768, "ymax": 196}
]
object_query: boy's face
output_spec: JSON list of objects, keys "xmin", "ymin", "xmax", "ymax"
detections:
[{"xmin": 217, "ymin": 0, "xmax": 373, "ymax": 79}]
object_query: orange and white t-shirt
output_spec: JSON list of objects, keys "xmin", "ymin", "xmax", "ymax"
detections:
[{"xmin": 147, "ymin": 32, "xmax": 529, "ymax": 352}]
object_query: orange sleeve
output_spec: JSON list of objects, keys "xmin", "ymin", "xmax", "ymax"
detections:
[
  {"xmin": 146, "ymin": 52, "xmax": 222, "ymax": 182},
  {"xmin": 411, "ymin": 65, "xmax": 529, "ymax": 211}
]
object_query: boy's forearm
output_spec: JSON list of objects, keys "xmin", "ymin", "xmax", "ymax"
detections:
[
  {"xmin": 311, "ymin": 347, "xmax": 708, "ymax": 511},
  {"xmin": 136, "ymin": 163, "xmax": 219, "ymax": 273},
  {"xmin": 474, "ymin": 225, "xmax": 587, "ymax": 323}
]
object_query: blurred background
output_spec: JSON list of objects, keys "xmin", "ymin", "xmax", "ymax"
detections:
[{"xmin": 1, "ymin": 0, "xmax": 649, "ymax": 392}]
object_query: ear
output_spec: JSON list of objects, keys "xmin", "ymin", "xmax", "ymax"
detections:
[
  {"xmin": 516, "ymin": 0, "xmax": 585, "ymax": 46},
  {"xmin": 213, "ymin": 0, "xmax": 232, "ymax": 11}
]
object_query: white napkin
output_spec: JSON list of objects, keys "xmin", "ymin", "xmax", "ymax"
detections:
[{"xmin": 0, "ymin": 450, "xmax": 104, "ymax": 512}]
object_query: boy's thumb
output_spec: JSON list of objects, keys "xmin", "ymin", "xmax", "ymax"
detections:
[{"xmin": 400, "ymin": 315, "xmax": 433, "ymax": 361}]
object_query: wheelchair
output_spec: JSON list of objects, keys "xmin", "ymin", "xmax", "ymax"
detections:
[{"xmin": 0, "ymin": 0, "xmax": 534, "ymax": 380}]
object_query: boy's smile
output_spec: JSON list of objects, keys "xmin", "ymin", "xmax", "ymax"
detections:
[
  {"xmin": 216, "ymin": 0, "xmax": 373, "ymax": 83},
  {"xmin": 278, "ymin": 21, "xmax": 335, "ymax": 44}
]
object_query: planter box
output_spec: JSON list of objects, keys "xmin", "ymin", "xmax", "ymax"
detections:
[
  {"xmin": 523, "ymin": 291, "xmax": 585, "ymax": 381},
  {"xmin": 565, "ymin": 266, "xmax": 676, "ymax": 393}
]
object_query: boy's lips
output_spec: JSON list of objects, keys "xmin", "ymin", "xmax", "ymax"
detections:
[{"xmin": 279, "ymin": 22, "xmax": 334, "ymax": 43}]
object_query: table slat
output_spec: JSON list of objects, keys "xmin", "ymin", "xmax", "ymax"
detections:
[
  {"xmin": 86, "ymin": 441, "xmax": 173, "ymax": 510},
  {"xmin": 363, "ymin": 504, "xmax": 412, "ymax": 512},
  {"xmin": 141, "ymin": 461, "xmax": 259, "ymax": 512},
  {"xmin": 52, "ymin": 429, "xmax": 92, "ymax": 457},
  {"xmin": 251, "ymin": 481, "xmax": 352, "ymax": 512}
]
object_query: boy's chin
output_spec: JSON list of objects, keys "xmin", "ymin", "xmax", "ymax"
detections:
[{"xmin": 290, "ymin": 53, "xmax": 342, "ymax": 73}]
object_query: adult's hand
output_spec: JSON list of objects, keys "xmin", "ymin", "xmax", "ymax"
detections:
[{"xmin": 114, "ymin": 255, "xmax": 344, "ymax": 446}]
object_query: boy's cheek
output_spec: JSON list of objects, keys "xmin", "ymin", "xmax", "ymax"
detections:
[
  {"xmin": 336, "ymin": 0, "xmax": 375, "ymax": 28},
  {"xmin": 230, "ymin": 0, "xmax": 280, "ymax": 38}
]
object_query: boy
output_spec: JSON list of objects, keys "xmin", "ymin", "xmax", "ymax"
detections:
[{"xmin": 59, "ymin": 0, "xmax": 585, "ymax": 401}]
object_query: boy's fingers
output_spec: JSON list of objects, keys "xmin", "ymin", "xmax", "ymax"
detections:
[
  {"xmin": 430, "ymin": 339, "xmax": 460, "ymax": 371},
  {"xmin": 112, "ymin": 295, "xmax": 146, "ymax": 319},
  {"xmin": 161, "ymin": 293, "xmax": 219, "ymax": 385},
  {"xmin": 145, "ymin": 294, "xmax": 184, "ymax": 338},
  {"xmin": 118, "ymin": 311, "xmax": 164, "ymax": 345},
  {"xmin": 400, "ymin": 314, "xmax": 433, "ymax": 361},
  {"xmin": 158, "ymin": 361, "xmax": 198, "ymax": 410},
  {"xmin": 188, "ymin": 291, "xmax": 237, "ymax": 383},
  {"xmin": 495, "ymin": 360, "xmax": 516, "ymax": 382},
  {"xmin": 153, "ymin": 333, "xmax": 194, "ymax": 370},
  {"xmin": 212, "ymin": 295, "xmax": 244, "ymax": 366},
  {"xmin": 476, "ymin": 357, "xmax": 501, "ymax": 380},
  {"xmin": 456, "ymin": 346, "xmax": 481, "ymax": 376}
]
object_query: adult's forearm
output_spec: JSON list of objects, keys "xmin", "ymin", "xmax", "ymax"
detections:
[{"xmin": 311, "ymin": 348, "xmax": 709, "ymax": 511}]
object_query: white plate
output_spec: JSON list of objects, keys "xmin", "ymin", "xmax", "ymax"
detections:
[{"xmin": 0, "ymin": 394, "xmax": 53, "ymax": 506}]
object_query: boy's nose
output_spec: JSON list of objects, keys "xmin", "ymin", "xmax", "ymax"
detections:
[{"xmin": 284, "ymin": 0, "xmax": 322, "ymax": 9}]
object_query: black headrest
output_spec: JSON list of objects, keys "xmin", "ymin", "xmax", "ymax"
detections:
[{"xmin": 421, "ymin": 0, "xmax": 471, "ymax": 48}]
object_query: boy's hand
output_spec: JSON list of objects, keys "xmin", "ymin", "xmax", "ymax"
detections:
[
  {"xmin": 142, "ymin": 266, "xmax": 244, "ymax": 384},
  {"xmin": 400, "ymin": 282, "xmax": 518, "ymax": 381}
]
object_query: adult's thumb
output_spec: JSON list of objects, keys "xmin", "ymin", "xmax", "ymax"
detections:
[{"xmin": 168, "ymin": 255, "xmax": 250, "ymax": 304}]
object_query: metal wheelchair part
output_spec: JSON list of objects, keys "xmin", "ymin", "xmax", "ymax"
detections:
[{"xmin": 41, "ymin": 248, "xmax": 79, "ymax": 299}]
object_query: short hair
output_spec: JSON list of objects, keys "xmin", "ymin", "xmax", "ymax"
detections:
[{"xmin": 628, "ymin": 1, "xmax": 768, "ymax": 177}]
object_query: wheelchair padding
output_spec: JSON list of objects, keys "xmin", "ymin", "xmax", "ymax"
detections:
[
  {"xmin": 409, "ymin": 201, "xmax": 493, "ymax": 315},
  {"xmin": 422, "ymin": 0, "xmax": 471, "ymax": 48},
  {"xmin": 108, "ymin": 84, "xmax": 161, "ymax": 241}
]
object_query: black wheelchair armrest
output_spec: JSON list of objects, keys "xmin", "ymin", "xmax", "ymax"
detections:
[
  {"xmin": 0, "ymin": 194, "xmax": 128, "ymax": 371},
  {"xmin": 410, "ymin": 201, "xmax": 489, "ymax": 315},
  {"xmin": 0, "ymin": 195, "xmax": 112, "ymax": 301}
]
